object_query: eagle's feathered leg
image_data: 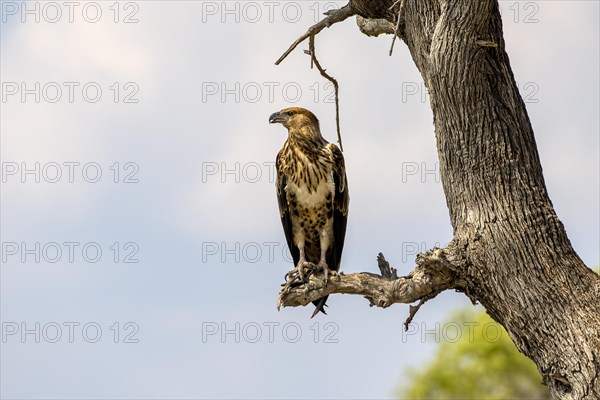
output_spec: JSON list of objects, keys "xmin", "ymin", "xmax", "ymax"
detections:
[
  {"xmin": 316, "ymin": 249, "xmax": 332, "ymax": 285},
  {"xmin": 317, "ymin": 226, "xmax": 336, "ymax": 285},
  {"xmin": 285, "ymin": 245, "xmax": 309, "ymax": 283}
]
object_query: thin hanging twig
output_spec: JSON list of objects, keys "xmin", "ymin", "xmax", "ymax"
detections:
[
  {"xmin": 389, "ymin": 0, "xmax": 406, "ymax": 56},
  {"xmin": 308, "ymin": 35, "xmax": 343, "ymax": 152}
]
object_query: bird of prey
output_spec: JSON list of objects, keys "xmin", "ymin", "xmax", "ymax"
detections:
[{"xmin": 269, "ymin": 107, "xmax": 349, "ymax": 317}]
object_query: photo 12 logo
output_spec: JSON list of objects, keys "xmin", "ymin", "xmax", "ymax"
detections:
[
  {"xmin": 201, "ymin": 82, "xmax": 334, "ymax": 104},
  {"xmin": 401, "ymin": 242, "xmax": 442, "ymax": 263},
  {"xmin": 2, "ymin": 321, "xmax": 140, "ymax": 344},
  {"xmin": 401, "ymin": 81, "xmax": 539, "ymax": 104},
  {"xmin": 1, "ymin": 242, "xmax": 140, "ymax": 264},
  {"xmin": 401, "ymin": 321, "xmax": 504, "ymax": 344},
  {"xmin": 1, "ymin": 82, "xmax": 140, "ymax": 104},
  {"xmin": 401, "ymin": 162, "xmax": 440, "ymax": 184},
  {"xmin": 201, "ymin": 241, "xmax": 292, "ymax": 264},
  {"xmin": 1, "ymin": 162, "xmax": 139, "ymax": 184},
  {"xmin": 201, "ymin": 321, "xmax": 340, "ymax": 344},
  {"xmin": 499, "ymin": 1, "xmax": 540, "ymax": 24},
  {"xmin": 200, "ymin": 1, "xmax": 342, "ymax": 24},
  {"xmin": 1, "ymin": 2, "xmax": 140, "ymax": 24},
  {"xmin": 201, "ymin": 162, "xmax": 276, "ymax": 184}
]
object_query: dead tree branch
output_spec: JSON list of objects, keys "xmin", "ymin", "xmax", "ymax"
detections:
[
  {"xmin": 274, "ymin": 4, "xmax": 354, "ymax": 66},
  {"xmin": 388, "ymin": 0, "xmax": 406, "ymax": 56},
  {"xmin": 278, "ymin": 248, "xmax": 460, "ymax": 327}
]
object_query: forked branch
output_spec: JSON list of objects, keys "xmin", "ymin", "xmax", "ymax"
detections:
[{"xmin": 274, "ymin": 4, "xmax": 354, "ymax": 66}]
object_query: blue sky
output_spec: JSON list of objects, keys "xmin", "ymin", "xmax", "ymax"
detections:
[{"xmin": 1, "ymin": 1, "xmax": 598, "ymax": 399}]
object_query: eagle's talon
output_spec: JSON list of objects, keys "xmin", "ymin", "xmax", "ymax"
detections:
[
  {"xmin": 286, "ymin": 261, "xmax": 312, "ymax": 285},
  {"xmin": 314, "ymin": 261, "xmax": 334, "ymax": 286}
]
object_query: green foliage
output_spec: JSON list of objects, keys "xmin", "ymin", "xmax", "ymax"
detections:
[{"xmin": 398, "ymin": 308, "xmax": 551, "ymax": 399}]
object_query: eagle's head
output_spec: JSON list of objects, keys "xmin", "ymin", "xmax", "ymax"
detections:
[{"xmin": 269, "ymin": 107, "xmax": 320, "ymax": 130}]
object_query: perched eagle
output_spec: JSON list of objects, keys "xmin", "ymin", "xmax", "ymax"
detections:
[{"xmin": 269, "ymin": 107, "xmax": 349, "ymax": 317}]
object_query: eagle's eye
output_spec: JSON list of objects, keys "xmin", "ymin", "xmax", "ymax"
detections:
[{"xmin": 287, "ymin": 111, "xmax": 295, "ymax": 116}]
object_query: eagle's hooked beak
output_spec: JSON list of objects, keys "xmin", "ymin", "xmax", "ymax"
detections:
[{"xmin": 269, "ymin": 111, "xmax": 285, "ymax": 124}]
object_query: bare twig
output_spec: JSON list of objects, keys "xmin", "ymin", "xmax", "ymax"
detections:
[
  {"xmin": 274, "ymin": 4, "xmax": 354, "ymax": 66},
  {"xmin": 389, "ymin": 0, "xmax": 406, "ymax": 56},
  {"xmin": 389, "ymin": 0, "xmax": 402, "ymax": 10},
  {"xmin": 277, "ymin": 249, "xmax": 458, "ymax": 324},
  {"xmin": 404, "ymin": 291, "xmax": 440, "ymax": 330},
  {"xmin": 377, "ymin": 253, "xmax": 399, "ymax": 280},
  {"xmin": 308, "ymin": 35, "xmax": 343, "ymax": 152}
]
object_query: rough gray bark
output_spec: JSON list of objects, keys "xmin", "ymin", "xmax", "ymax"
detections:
[{"xmin": 276, "ymin": 1, "xmax": 600, "ymax": 399}]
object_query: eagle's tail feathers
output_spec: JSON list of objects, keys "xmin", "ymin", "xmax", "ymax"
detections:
[{"xmin": 310, "ymin": 296, "xmax": 329, "ymax": 318}]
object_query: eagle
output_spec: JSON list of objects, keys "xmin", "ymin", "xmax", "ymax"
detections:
[{"xmin": 269, "ymin": 107, "xmax": 349, "ymax": 317}]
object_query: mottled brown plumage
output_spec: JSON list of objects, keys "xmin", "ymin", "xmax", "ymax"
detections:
[{"xmin": 269, "ymin": 107, "xmax": 349, "ymax": 317}]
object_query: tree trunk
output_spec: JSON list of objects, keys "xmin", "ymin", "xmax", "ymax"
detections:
[
  {"xmin": 354, "ymin": 1, "xmax": 600, "ymax": 398},
  {"xmin": 274, "ymin": 1, "xmax": 599, "ymax": 397}
]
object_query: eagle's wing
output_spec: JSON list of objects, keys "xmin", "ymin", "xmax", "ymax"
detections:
[
  {"xmin": 327, "ymin": 143, "xmax": 349, "ymax": 271},
  {"xmin": 276, "ymin": 150, "xmax": 300, "ymax": 266}
]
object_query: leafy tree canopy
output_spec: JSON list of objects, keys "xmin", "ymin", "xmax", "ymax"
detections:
[{"xmin": 398, "ymin": 308, "xmax": 551, "ymax": 399}]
